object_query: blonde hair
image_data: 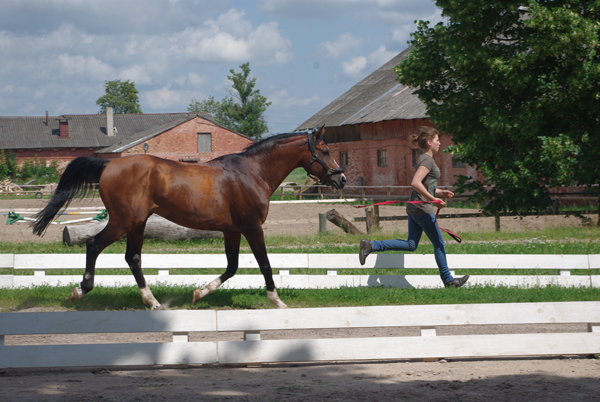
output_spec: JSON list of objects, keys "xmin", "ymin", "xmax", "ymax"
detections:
[{"xmin": 410, "ymin": 126, "xmax": 439, "ymax": 151}]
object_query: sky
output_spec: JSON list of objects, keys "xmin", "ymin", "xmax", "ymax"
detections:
[{"xmin": 0, "ymin": 0, "xmax": 445, "ymax": 134}]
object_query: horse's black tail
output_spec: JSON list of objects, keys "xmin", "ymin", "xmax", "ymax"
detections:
[{"xmin": 32, "ymin": 157, "xmax": 109, "ymax": 236}]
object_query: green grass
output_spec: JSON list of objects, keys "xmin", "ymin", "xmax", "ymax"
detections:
[
  {"xmin": 1, "ymin": 284, "xmax": 598, "ymax": 312},
  {"xmin": 1, "ymin": 224, "xmax": 599, "ymax": 312}
]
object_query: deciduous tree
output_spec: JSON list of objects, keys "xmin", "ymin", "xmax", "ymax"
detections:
[
  {"xmin": 188, "ymin": 63, "xmax": 271, "ymax": 139},
  {"xmin": 96, "ymin": 79, "xmax": 142, "ymax": 114},
  {"xmin": 395, "ymin": 0, "xmax": 600, "ymax": 216}
]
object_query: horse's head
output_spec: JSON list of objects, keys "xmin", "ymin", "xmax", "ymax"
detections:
[{"xmin": 304, "ymin": 126, "xmax": 347, "ymax": 189}]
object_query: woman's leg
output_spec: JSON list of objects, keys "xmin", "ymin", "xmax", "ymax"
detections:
[
  {"xmin": 371, "ymin": 215, "xmax": 423, "ymax": 252},
  {"xmin": 412, "ymin": 213, "xmax": 453, "ymax": 284}
]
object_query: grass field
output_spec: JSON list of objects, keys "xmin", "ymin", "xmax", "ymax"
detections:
[{"xmin": 1, "ymin": 225, "xmax": 599, "ymax": 311}]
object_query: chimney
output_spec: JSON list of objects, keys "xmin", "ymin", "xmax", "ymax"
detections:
[
  {"xmin": 46, "ymin": 111, "xmax": 49, "ymax": 126},
  {"xmin": 106, "ymin": 107, "xmax": 114, "ymax": 136},
  {"xmin": 57, "ymin": 117, "xmax": 70, "ymax": 139}
]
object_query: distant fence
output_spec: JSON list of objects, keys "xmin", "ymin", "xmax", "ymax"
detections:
[
  {"xmin": 276, "ymin": 184, "xmax": 599, "ymax": 203},
  {"xmin": 1, "ymin": 302, "xmax": 599, "ymax": 368},
  {"xmin": 1, "ymin": 253, "xmax": 598, "ymax": 289}
]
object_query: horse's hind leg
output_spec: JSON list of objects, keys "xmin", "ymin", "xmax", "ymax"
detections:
[
  {"xmin": 193, "ymin": 231, "xmax": 241, "ymax": 304},
  {"xmin": 125, "ymin": 220, "xmax": 163, "ymax": 310},
  {"xmin": 70, "ymin": 221, "xmax": 126, "ymax": 302}
]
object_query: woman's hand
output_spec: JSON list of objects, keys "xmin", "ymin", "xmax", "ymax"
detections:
[
  {"xmin": 437, "ymin": 189, "xmax": 454, "ymax": 199},
  {"xmin": 433, "ymin": 198, "xmax": 446, "ymax": 208}
]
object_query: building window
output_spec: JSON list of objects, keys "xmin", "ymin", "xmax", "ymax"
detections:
[
  {"xmin": 377, "ymin": 150, "xmax": 388, "ymax": 167},
  {"xmin": 452, "ymin": 156, "xmax": 466, "ymax": 168},
  {"xmin": 412, "ymin": 149, "xmax": 423, "ymax": 167},
  {"xmin": 339, "ymin": 151, "xmax": 348, "ymax": 167},
  {"xmin": 197, "ymin": 133, "xmax": 212, "ymax": 153}
]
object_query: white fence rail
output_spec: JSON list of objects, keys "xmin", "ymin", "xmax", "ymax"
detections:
[
  {"xmin": 1, "ymin": 302, "xmax": 598, "ymax": 368},
  {"xmin": 0, "ymin": 253, "xmax": 598, "ymax": 289}
]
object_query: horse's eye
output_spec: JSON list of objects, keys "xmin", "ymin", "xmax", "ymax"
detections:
[{"xmin": 322, "ymin": 150, "xmax": 330, "ymax": 156}]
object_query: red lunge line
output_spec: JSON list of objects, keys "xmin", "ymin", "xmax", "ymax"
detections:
[{"xmin": 356, "ymin": 199, "xmax": 462, "ymax": 243}]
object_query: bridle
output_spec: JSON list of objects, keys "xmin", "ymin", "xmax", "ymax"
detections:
[{"xmin": 306, "ymin": 132, "xmax": 345, "ymax": 186}]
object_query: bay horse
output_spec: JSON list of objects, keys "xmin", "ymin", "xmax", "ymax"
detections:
[{"xmin": 32, "ymin": 128, "xmax": 346, "ymax": 309}]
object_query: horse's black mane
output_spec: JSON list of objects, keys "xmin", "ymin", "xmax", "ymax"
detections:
[{"xmin": 241, "ymin": 132, "xmax": 309, "ymax": 155}]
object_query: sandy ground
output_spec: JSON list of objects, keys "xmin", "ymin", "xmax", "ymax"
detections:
[
  {"xmin": 1, "ymin": 198, "xmax": 599, "ymax": 401},
  {"xmin": 0, "ymin": 197, "xmax": 594, "ymax": 242}
]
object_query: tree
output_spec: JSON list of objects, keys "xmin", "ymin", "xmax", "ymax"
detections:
[
  {"xmin": 96, "ymin": 79, "xmax": 142, "ymax": 114},
  {"xmin": 188, "ymin": 63, "xmax": 271, "ymax": 139},
  {"xmin": 188, "ymin": 95, "xmax": 235, "ymax": 129},
  {"xmin": 395, "ymin": 0, "xmax": 600, "ymax": 216}
]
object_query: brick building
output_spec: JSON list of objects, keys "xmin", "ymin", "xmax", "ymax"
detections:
[
  {"xmin": 0, "ymin": 109, "xmax": 254, "ymax": 169},
  {"xmin": 295, "ymin": 47, "xmax": 482, "ymax": 192}
]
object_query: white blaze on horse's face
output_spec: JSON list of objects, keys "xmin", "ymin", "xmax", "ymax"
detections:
[{"xmin": 314, "ymin": 140, "xmax": 346, "ymax": 189}]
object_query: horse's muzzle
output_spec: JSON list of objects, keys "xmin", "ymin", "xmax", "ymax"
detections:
[{"xmin": 330, "ymin": 172, "xmax": 346, "ymax": 189}]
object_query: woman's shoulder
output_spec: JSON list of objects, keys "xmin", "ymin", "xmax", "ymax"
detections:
[{"xmin": 417, "ymin": 153, "xmax": 435, "ymax": 166}]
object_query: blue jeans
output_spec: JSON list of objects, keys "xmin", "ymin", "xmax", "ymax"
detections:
[{"xmin": 371, "ymin": 212, "xmax": 453, "ymax": 284}]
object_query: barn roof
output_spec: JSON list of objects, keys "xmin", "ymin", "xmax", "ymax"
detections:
[
  {"xmin": 295, "ymin": 47, "xmax": 428, "ymax": 131},
  {"xmin": 0, "ymin": 112, "xmax": 215, "ymax": 151}
]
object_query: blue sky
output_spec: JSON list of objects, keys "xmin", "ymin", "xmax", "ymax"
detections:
[{"xmin": 0, "ymin": 0, "xmax": 444, "ymax": 134}]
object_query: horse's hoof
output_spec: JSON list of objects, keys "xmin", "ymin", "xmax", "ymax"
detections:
[
  {"xmin": 69, "ymin": 287, "xmax": 83, "ymax": 302},
  {"xmin": 151, "ymin": 305, "xmax": 166, "ymax": 311},
  {"xmin": 192, "ymin": 288, "xmax": 202, "ymax": 305}
]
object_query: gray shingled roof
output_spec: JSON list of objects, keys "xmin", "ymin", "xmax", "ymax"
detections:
[
  {"xmin": 0, "ymin": 112, "xmax": 214, "ymax": 151},
  {"xmin": 295, "ymin": 47, "xmax": 428, "ymax": 130}
]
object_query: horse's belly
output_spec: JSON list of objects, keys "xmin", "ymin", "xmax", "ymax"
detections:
[{"xmin": 153, "ymin": 208, "xmax": 235, "ymax": 232}]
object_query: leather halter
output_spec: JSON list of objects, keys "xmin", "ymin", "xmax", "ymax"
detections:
[{"xmin": 306, "ymin": 132, "xmax": 345, "ymax": 186}]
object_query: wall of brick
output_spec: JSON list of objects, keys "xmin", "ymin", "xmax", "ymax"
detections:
[
  {"xmin": 10, "ymin": 149, "xmax": 97, "ymax": 170},
  {"xmin": 121, "ymin": 117, "xmax": 254, "ymax": 163},
  {"xmin": 327, "ymin": 120, "xmax": 482, "ymax": 194}
]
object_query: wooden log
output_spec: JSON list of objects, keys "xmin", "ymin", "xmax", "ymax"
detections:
[
  {"xmin": 326, "ymin": 209, "xmax": 362, "ymax": 235},
  {"xmin": 62, "ymin": 215, "xmax": 223, "ymax": 246}
]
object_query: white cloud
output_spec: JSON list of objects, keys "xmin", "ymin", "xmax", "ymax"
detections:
[
  {"xmin": 175, "ymin": 72, "xmax": 208, "ymax": 88},
  {"xmin": 209, "ymin": 8, "xmax": 254, "ymax": 37},
  {"xmin": 342, "ymin": 56, "xmax": 367, "ymax": 77},
  {"xmin": 119, "ymin": 65, "xmax": 152, "ymax": 85},
  {"xmin": 143, "ymin": 85, "xmax": 183, "ymax": 109},
  {"xmin": 367, "ymin": 45, "xmax": 397, "ymax": 67},
  {"xmin": 55, "ymin": 54, "xmax": 114, "ymax": 79},
  {"xmin": 178, "ymin": 11, "xmax": 292, "ymax": 65},
  {"xmin": 316, "ymin": 33, "xmax": 361, "ymax": 59},
  {"xmin": 269, "ymin": 89, "xmax": 321, "ymax": 108},
  {"xmin": 342, "ymin": 45, "xmax": 397, "ymax": 78}
]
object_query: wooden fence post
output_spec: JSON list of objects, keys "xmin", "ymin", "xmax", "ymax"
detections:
[
  {"xmin": 366, "ymin": 208, "xmax": 374, "ymax": 233},
  {"xmin": 495, "ymin": 215, "xmax": 500, "ymax": 232},
  {"xmin": 319, "ymin": 213, "xmax": 327, "ymax": 234},
  {"xmin": 373, "ymin": 205, "xmax": 380, "ymax": 229}
]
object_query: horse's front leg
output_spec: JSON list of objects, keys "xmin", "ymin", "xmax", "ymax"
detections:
[
  {"xmin": 246, "ymin": 227, "xmax": 288, "ymax": 309},
  {"xmin": 193, "ymin": 231, "xmax": 241, "ymax": 304},
  {"xmin": 126, "ymin": 221, "xmax": 164, "ymax": 310}
]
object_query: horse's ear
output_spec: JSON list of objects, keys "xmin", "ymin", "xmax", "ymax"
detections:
[{"xmin": 314, "ymin": 125, "xmax": 326, "ymax": 140}]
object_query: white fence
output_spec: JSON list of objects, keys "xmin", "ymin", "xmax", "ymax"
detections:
[
  {"xmin": 1, "ymin": 302, "xmax": 598, "ymax": 368},
  {"xmin": 0, "ymin": 253, "xmax": 598, "ymax": 289}
]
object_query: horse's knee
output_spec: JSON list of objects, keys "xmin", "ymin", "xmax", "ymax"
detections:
[{"xmin": 125, "ymin": 252, "xmax": 141, "ymax": 269}]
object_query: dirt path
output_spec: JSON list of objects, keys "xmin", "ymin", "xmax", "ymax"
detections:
[
  {"xmin": 0, "ymin": 198, "xmax": 593, "ymax": 243},
  {"xmin": 0, "ymin": 356, "xmax": 598, "ymax": 402}
]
